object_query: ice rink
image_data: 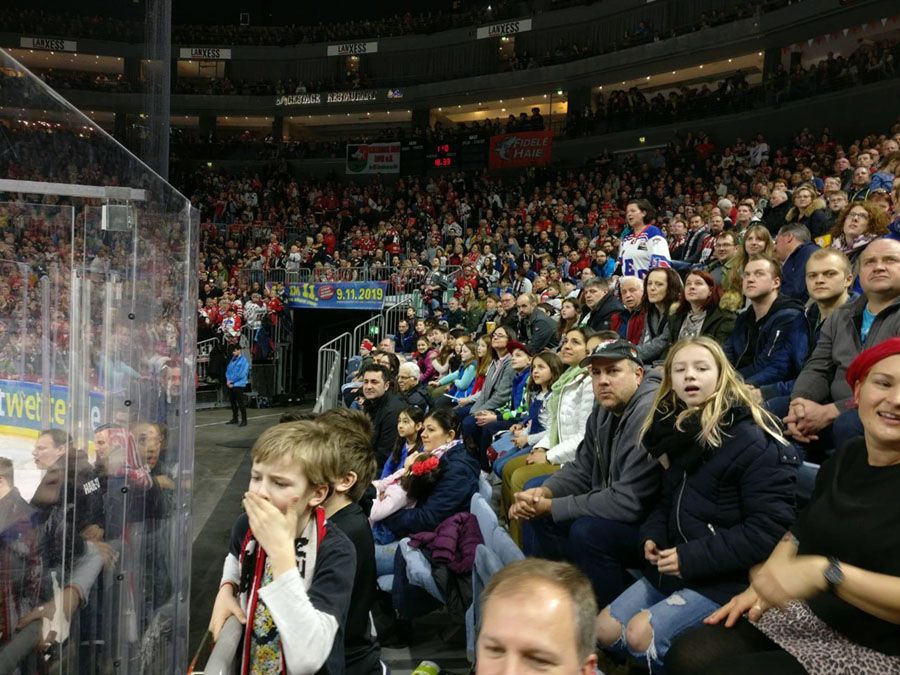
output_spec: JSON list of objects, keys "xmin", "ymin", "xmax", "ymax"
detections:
[{"xmin": 0, "ymin": 431, "xmax": 42, "ymax": 502}]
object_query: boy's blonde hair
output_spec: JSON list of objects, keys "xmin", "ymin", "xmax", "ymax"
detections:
[
  {"xmin": 251, "ymin": 421, "xmax": 344, "ymax": 488},
  {"xmin": 640, "ymin": 336, "xmax": 787, "ymax": 449}
]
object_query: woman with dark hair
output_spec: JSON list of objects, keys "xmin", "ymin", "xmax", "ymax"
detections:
[
  {"xmin": 664, "ymin": 271, "xmax": 737, "ymax": 357},
  {"xmin": 618, "ymin": 199, "xmax": 672, "ymax": 280},
  {"xmin": 556, "ymin": 296, "xmax": 582, "ymax": 342},
  {"xmin": 457, "ymin": 326, "xmax": 518, "ymax": 437},
  {"xmin": 634, "ymin": 266, "xmax": 684, "ymax": 363},
  {"xmin": 374, "ymin": 407, "xmax": 481, "ymax": 632}
]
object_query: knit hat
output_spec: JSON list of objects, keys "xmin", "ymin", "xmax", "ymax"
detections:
[
  {"xmin": 506, "ymin": 340, "xmax": 531, "ymax": 356},
  {"xmin": 845, "ymin": 337, "xmax": 900, "ymax": 388}
]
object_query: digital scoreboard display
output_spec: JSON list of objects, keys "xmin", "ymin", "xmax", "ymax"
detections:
[
  {"xmin": 401, "ymin": 135, "xmax": 488, "ymax": 173},
  {"xmin": 426, "ymin": 142, "xmax": 458, "ymax": 168}
]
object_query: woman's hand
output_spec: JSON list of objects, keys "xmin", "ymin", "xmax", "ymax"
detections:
[
  {"xmin": 705, "ymin": 587, "xmax": 769, "ymax": 627},
  {"xmin": 509, "ymin": 423, "xmax": 523, "ymax": 434},
  {"xmin": 657, "ymin": 547, "xmax": 680, "ymax": 576},
  {"xmin": 403, "ymin": 451, "xmax": 421, "ymax": 469},
  {"xmin": 751, "ymin": 555, "xmax": 829, "ymax": 609},
  {"xmin": 209, "ymin": 584, "xmax": 247, "ymax": 641},
  {"xmin": 526, "ymin": 448, "xmax": 548, "ymax": 465},
  {"xmin": 475, "ymin": 411, "xmax": 498, "ymax": 426},
  {"xmin": 513, "ymin": 433, "xmax": 530, "ymax": 449},
  {"xmin": 644, "ymin": 540, "xmax": 660, "ymax": 564}
]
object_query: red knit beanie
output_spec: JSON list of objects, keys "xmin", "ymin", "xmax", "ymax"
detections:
[{"xmin": 845, "ymin": 337, "xmax": 900, "ymax": 389}]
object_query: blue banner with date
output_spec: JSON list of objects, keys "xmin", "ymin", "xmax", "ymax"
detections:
[{"xmin": 282, "ymin": 281, "xmax": 388, "ymax": 310}]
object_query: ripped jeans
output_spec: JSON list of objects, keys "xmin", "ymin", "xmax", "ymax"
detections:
[{"xmin": 606, "ymin": 578, "xmax": 720, "ymax": 672}]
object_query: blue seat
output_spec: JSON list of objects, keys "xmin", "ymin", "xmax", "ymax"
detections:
[
  {"xmin": 471, "ymin": 492, "xmax": 498, "ymax": 540},
  {"xmin": 466, "ymin": 495, "xmax": 524, "ymax": 661},
  {"xmin": 398, "ymin": 537, "xmax": 444, "ymax": 602},
  {"xmin": 478, "ymin": 472, "xmax": 493, "ymax": 502},
  {"xmin": 797, "ymin": 461, "xmax": 820, "ymax": 508}
]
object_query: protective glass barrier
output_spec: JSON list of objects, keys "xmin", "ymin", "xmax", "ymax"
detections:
[{"xmin": 0, "ymin": 48, "xmax": 197, "ymax": 673}]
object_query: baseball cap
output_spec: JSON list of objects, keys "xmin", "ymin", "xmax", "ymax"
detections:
[{"xmin": 580, "ymin": 338, "xmax": 643, "ymax": 368}]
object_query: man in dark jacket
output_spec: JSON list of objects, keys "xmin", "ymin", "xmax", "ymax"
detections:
[
  {"xmin": 724, "ymin": 256, "xmax": 808, "ymax": 387},
  {"xmin": 396, "ymin": 319, "xmax": 417, "ymax": 354},
  {"xmin": 511, "ymin": 340, "xmax": 662, "ymax": 607},
  {"xmin": 496, "ymin": 292, "xmax": 520, "ymax": 334},
  {"xmin": 579, "ymin": 278, "xmax": 624, "ymax": 333},
  {"xmin": 361, "ymin": 363, "xmax": 407, "ymax": 470},
  {"xmin": 759, "ymin": 248, "xmax": 855, "ymax": 402},
  {"xmin": 397, "ymin": 361, "xmax": 432, "ymax": 412},
  {"xmin": 516, "ymin": 293, "xmax": 559, "ymax": 352},
  {"xmin": 774, "ymin": 223, "xmax": 819, "ymax": 303},
  {"xmin": 762, "ymin": 188, "xmax": 791, "ymax": 236}
]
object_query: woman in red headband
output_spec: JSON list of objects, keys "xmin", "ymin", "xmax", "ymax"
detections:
[{"xmin": 666, "ymin": 338, "xmax": 900, "ymax": 674}]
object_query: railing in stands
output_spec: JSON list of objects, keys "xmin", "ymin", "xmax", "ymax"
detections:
[
  {"xmin": 352, "ymin": 313, "xmax": 383, "ymax": 353},
  {"xmin": 313, "ymin": 331, "xmax": 351, "ymax": 413},
  {"xmin": 313, "ymin": 295, "xmax": 419, "ymax": 413},
  {"xmin": 196, "ymin": 337, "xmax": 219, "ymax": 383},
  {"xmin": 187, "ymin": 617, "xmax": 241, "ymax": 674}
]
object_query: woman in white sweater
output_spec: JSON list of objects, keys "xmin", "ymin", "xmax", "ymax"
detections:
[{"xmin": 501, "ymin": 326, "xmax": 595, "ymax": 544}]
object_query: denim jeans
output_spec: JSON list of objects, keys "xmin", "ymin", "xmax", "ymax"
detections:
[
  {"xmin": 523, "ymin": 515, "xmax": 641, "ymax": 608},
  {"xmin": 375, "ymin": 541, "xmax": 401, "ymax": 577},
  {"xmin": 607, "ymin": 577, "xmax": 720, "ymax": 672}
]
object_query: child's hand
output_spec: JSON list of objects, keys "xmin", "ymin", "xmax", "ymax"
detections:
[
  {"xmin": 243, "ymin": 492, "xmax": 298, "ymax": 567},
  {"xmin": 209, "ymin": 584, "xmax": 246, "ymax": 641}
]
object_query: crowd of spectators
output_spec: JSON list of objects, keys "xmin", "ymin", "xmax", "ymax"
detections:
[
  {"xmin": 173, "ymin": 73, "xmax": 367, "ymax": 96},
  {"xmin": 290, "ymin": 117, "xmax": 900, "ymax": 672},
  {"xmin": 0, "ymin": 1, "xmax": 522, "ymax": 46},
  {"xmin": 37, "ymin": 68, "xmax": 137, "ymax": 93},
  {"xmin": 566, "ymin": 37, "xmax": 899, "ymax": 137}
]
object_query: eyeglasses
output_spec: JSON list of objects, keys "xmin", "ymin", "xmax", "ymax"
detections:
[{"xmin": 847, "ymin": 211, "xmax": 870, "ymax": 221}]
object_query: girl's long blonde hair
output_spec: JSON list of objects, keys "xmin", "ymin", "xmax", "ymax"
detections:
[{"xmin": 640, "ymin": 336, "xmax": 787, "ymax": 449}]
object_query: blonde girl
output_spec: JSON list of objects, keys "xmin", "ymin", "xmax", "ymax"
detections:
[{"xmin": 595, "ymin": 336, "xmax": 797, "ymax": 670}]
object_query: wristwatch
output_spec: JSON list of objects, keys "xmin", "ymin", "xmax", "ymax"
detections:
[{"xmin": 824, "ymin": 557, "xmax": 844, "ymax": 593}]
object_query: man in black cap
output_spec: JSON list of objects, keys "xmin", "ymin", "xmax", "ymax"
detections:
[{"xmin": 509, "ymin": 338, "xmax": 662, "ymax": 607}]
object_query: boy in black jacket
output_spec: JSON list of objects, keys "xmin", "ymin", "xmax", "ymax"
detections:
[{"xmin": 317, "ymin": 408, "xmax": 385, "ymax": 675}]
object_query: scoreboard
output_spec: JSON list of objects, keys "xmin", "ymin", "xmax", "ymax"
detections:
[{"xmin": 401, "ymin": 135, "xmax": 488, "ymax": 173}]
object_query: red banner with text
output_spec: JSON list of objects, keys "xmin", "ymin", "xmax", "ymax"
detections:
[{"xmin": 488, "ymin": 129, "xmax": 553, "ymax": 168}]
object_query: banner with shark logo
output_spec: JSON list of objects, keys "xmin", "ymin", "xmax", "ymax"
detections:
[
  {"xmin": 488, "ymin": 130, "xmax": 553, "ymax": 169},
  {"xmin": 345, "ymin": 142, "xmax": 401, "ymax": 174}
]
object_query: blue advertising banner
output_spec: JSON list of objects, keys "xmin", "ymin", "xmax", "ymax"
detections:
[
  {"xmin": 283, "ymin": 281, "xmax": 388, "ymax": 310},
  {"xmin": 0, "ymin": 379, "xmax": 105, "ymax": 434}
]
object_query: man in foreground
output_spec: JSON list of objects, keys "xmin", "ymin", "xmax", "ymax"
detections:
[{"xmin": 476, "ymin": 558, "xmax": 598, "ymax": 675}]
